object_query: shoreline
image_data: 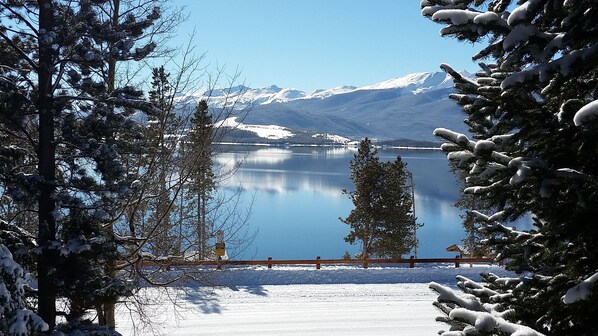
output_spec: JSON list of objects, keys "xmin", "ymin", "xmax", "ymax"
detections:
[{"xmin": 213, "ymin": 141, "xmax": 442, "ymax": 151}]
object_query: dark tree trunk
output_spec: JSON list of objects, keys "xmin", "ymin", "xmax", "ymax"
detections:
[
  {"xmin": 37, "ymin": 0, "xmax": 57, "ymax": 329},
  {"xmin": 104, "ymin": 0, "xmax": 119, "ymax": 329},
  {"xmin": 198, "ymin": 191, "xmax": 204, "ymax": 259}
]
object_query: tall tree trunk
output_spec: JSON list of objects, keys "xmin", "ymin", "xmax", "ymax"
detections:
[
  {"xmin": 37, "ymin": 0, "xmax": 57, "ymax": 329},
  {"xmin": 107, "ymin": 0, "xmax": 119, "ymax": 94},
  {"xmin": 362, "ymin": 222, "xmax": 369, "ymax": 260},
  {"xmin": 103, "ymin": 0, "xmax": 120, "ymax": 329},
  {"xmin": 201, "ymin": 191, "xmax": 208, "ymax": 257},
  {"xmin": 198, "ymin": 191, "xmax": 204, "ymax": 259}
]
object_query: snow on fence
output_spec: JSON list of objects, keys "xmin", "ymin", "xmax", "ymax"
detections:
[{"xmin": 137, "ymin": 256, "xmax": 497, "ymax": 270}]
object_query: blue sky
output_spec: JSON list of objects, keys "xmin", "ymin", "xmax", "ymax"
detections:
[{"xmin": 173, "ymin": 0, "xmax": 481, "ymax": 93}]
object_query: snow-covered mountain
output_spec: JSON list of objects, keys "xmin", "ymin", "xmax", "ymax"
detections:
[{"xmin": 183, "ymin": 71, "xmax": 469, "ymax": 142}]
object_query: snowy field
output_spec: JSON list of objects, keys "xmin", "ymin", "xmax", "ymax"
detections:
[{"xmin": 116, "ymin": 264, "xmax": 511, "ymax": 335}]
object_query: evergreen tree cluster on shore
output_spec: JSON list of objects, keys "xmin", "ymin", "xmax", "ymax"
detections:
[{"xmin": 341, "ymin": 138, "xmax": 419, "ymax": 259}]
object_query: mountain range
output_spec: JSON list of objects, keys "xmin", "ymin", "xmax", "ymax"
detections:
[{"xmin": 182, "ymin": 71, "xmax": 470, "ymax": 143}]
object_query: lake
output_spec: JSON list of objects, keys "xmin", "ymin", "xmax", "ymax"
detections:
[{"xmin": 213, "ymin": 145, "xmax": 466, "ymax": 260}]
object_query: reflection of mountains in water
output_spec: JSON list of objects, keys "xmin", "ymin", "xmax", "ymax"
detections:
[{"xmin": 216, "ymin": 146, "xmax": 460, "ymax": 200}]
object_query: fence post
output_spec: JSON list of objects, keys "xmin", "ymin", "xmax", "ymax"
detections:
[
  {"xmin": 268, "ymin": 256, "xmax": 273, "ymax": 269},
  {"xmin": 409, "ymin": 256, "xmax": 415, "ymax": 268},
  {"xmin": 455, "ymin": 256, "xmax": 460, "ymax": 268},
  {"xmin": 316, "ymin": 256, "xmax": 321, "ymax": 270},
  {"xmin": 363, "ymin": 259, "xmax": 368, "ymax": 269}
]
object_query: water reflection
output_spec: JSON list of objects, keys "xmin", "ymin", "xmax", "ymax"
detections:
[
  {"xmin": 216, "ymin": 147, "xmax": 354, "ymax": 196},
  {"xmin": 217, "ymin": 146, "xmax": 467, "ymax": 259}
]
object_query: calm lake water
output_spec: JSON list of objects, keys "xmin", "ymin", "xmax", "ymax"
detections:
[{"xmin": 214, "ymin": 145, "xmax": 466, "ymax": 260}]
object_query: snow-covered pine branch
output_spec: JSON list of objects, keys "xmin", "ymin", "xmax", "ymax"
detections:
[
  {"xmin": 0, "ymin": 242, "xmax": 48, "ymax": 335},
  {"xmin": 430, "ymin": 278, "xmax": 545, "ymax": 336},
  {"xmin": 423, "ymin": 0, "xmax": 598, "ymax": 334},
  {"xmin": 563, "ymin": 272, "xmax": 598, "ymax": 305}
]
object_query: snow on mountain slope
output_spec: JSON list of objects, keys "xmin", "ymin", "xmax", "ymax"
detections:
[
  {"xmin": 215, "ymin": 117, "xmax": 294, "ymax": 140},
  {"xmin": 197, "ymin": 71, "xmax": 460, "ymax": 109},
  {"xmin": 358, "ymin": 71, "xmax": 453, "ymax": 92},
  {"xmin": 210, "ymin": 85, "xmax": 282, "ymax": 107},
  {"xmin": 308, "ymin": 85, "xmax": 357, "ymax": 99},
  {"xmin": 263, "ymin": 88, "xmax": 306, "ymax": 104},
  {"xmin": 178, "ymin": 71, "xmax": 470, "ymax": 142}
]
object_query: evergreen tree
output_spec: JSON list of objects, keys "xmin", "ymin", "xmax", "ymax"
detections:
[
  {"xmin": 140, "ymin": 66, "xmax": 182, "ymax": 257},
  {"xmin": 186, "ymin": 100, "xmax": 215, "ymax": 260},
  {"xmin": 0, "ymin": 0, "xmax": 160, "ymax": 331},
  {"xmin": 340, "ymin": 138, "xmax": 418, "ymax": 259},
  {"xmin": 422, "ymin": 1, "xmax": 598, "ymax": 334},
  {"xmin": 0, "ymin": 228, "xmax": 48, "ymax": 335}
]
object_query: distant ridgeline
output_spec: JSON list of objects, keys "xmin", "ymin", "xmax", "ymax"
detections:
[
  {"xmin": 177, "ymin": 71, "xmax": 469, "ymax": 145},
  {"xmin": 213, "ymin": 126, "xmax": 442, "ymax": 148}
]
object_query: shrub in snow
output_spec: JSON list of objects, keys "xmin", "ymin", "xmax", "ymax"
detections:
[
  {"xmin": 0, "ymin": 243, "xmax": 48, "ymax": 335},
  {"xmin": 423, "ymin": 0, "xmax": 598, "ymax": 335}
]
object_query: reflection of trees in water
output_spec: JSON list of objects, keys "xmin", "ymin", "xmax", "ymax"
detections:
[
  {"xmin": 217, "ymin": 146, "xmax": 460, "ymax": 201},
  {"xmin": 214, "ymin": 146, "xmax": 468, "ymax": 259},
  {"xmin": 406, "ymin": 159, "xmax": 461, "ymax": 201}
]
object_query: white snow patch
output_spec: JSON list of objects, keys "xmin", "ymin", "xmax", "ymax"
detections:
[
  {"xmin": 503, "ymin": 25, "xmax": 538, "ymax": 50},
  {"xmin": 573, "ymin": 99, "xmax": 598, "ymax": 126},
  {"xmin": 563, "ymin": 271, "xmax": 598, "ymax": 304},
  {"xmin": 447, "ymin": 308, "xmax": 545, "ymax": 336},
  {"xmin": 421, "ymin": 5, "xmax": 442, "ymax": 17},
  {"xmin": 502, "ymin": 43, "xmax": 598, "ymax": 89},
  {"xmin": 117, "ymin": 283, "xmax": 440, "ymax": 336},
  {"xmin": 312, "ymin": 133, "xmax": 351, "ymax": 144},
  {"xmin": 116, "ymin": 265, "xmax": 511, "ymax": 336},
  {"xmin": 507, "ymin": 0, "xmax": 541, "ymax": 26},
  {"xmin": 264, "ymin": 88, "xmax": 306, "ymax": 104},
  {"xmin": 432, "ymin": 9, "xmax": 480, "ymax": 25},
  {"xmin": 540, "ymin": 33, "xmax": 564, "ymax": 61},
  {"xmin": 214, "ymin": 117, "xmax": 294, "ymax": 140},
  {"xmin": 430, "ymin": 282, "xmax": 485, "ymax": 311},
  {"xmin": 308, "ymin": 86, "xmax": 357, "ymax": 99},
  {"xmin": 359, "ymin": 72, "xmax": 451, "ymax": 91},
  {"xmin": 508, "ymin": 157, "xmax": 545, "ymax": 184},
  {"xmin": 473, "ymin": 11, "xmax": 502, "ymax": 25},
  {"xmin": 474, "ymin": 140, "xmax": 496, "ymax": 156}
]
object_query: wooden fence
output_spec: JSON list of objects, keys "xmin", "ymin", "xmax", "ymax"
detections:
[{"xmin": 138, "ymin": 256, "xmax": 496, "ymax": 269}]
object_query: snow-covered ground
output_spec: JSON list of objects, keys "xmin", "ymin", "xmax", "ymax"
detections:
[
  {"xmin": 213, "ymin": 117, "xmax": 294, "ymax": 140},
  {"xmin": 116, "ymin": 264, "xmax": 510, "ymax": 335}
]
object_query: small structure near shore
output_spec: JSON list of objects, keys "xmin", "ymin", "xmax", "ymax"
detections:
[{"xmin": 446, "ymin": 244, "xmax": 471, "ymax": 258}]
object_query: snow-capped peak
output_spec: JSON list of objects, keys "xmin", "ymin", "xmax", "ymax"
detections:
[
  {"xmin": 358, "ymin": 72, "xmax": 453, "ymax": 92},
  {"xmin": 308, "ymin": 86, "xmax": 358, "ymax": 99},
  {"xmin": 264, "ymin": 88, "xmax": 306, "ymax": 104},
  {"xmin": 193, "ymin": 71, "xmax": 462, "ymax": 109}
]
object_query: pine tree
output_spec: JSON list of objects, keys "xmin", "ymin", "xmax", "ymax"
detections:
[
  {"xmin": 186, "ymin": 100, "xmax": 215, "ymax": 260},
  {"xmin": 0, "ymin": 0, "xmax": 160, "ymax": 331},
  {"xmin": 340, "ymin": 138, "xmax": 418, "ymax": 259},
  {"xmin": 138, "ymin": 66, "xmax": 182, "ymax": 257},
  {"xmin": 422, "ymin": 1, "xmax": 598, "ymax": 334},
  {"xmin": 0, "ymin": 227, "xmax": 48, "ymax": 335}
]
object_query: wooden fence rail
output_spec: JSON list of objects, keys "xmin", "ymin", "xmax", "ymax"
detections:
[{"xmin": 137, "ymin": 256, "xmax": 497, "ymax": 269}]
